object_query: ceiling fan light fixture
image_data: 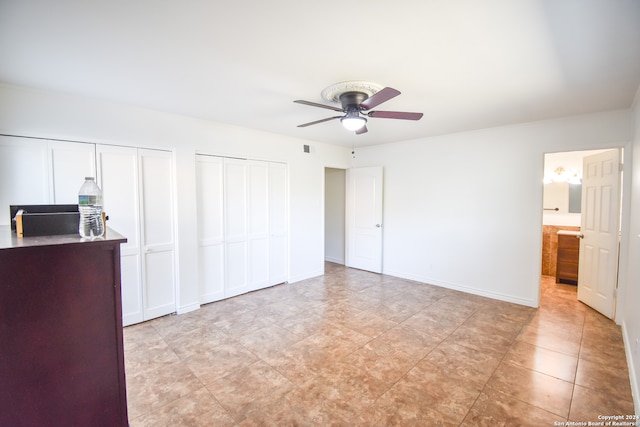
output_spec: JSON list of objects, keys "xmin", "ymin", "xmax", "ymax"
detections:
[{"xmin": 341, "ymin": 114, "xmax": 367, "ymax": 131}]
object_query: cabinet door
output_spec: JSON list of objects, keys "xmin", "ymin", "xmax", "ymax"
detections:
[
  {"xmin": 269, "ymin": 162, "xmax": 288, "ymax": 286},
  {"xmin": 196, "ymin": 155, "xmax": 225, "ymax": 303},
  {"xmin": 139, "ymin": 149, "xmax": 176, "ymax": 320},
  {"xmin": 0, "ymin": 136, "xmax": 49, "ymax": 225},
  {"xmin": 224, "ymin": 158, "xmax": 248, "ymax": 297},
  {"xmin": 248, "ymin": 160, "xmax": 270, "ymax": 291},
  {"xmin": 48, "ymin": 141, "xmax": 95, "ymax": 204},
  {"xmin": 97, "ymin": 145, "xmax": 143, "ymax": 326}
]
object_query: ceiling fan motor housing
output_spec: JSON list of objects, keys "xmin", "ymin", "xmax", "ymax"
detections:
[{"xmin": 339, "ymin": 91, "xmax": 368, "ymax": 113}]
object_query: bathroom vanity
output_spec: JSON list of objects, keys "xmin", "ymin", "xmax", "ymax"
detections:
[{"xmin": 556, "ymin": 230, "xmax": 581, "ymax": 285}]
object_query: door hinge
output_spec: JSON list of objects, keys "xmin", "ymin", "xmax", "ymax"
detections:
[{"xmin": 619, "ymin": 163, "xmax": 624, "ymax": 172}]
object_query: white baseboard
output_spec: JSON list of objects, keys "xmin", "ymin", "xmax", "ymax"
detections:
[
  {"xmin": 383, "ymin": 269, "xmax": 538, "ymax": 308},
  {"xmin": 324, "ymin": 256, "xmax": 344, "ymax": 264},
  {"xmin": 621, "ymin": 322, "xmax": 640, "ymax": 417},
  {"xmin": 176, "ymin": 302, "xmax": 200, "ymax": 315},
  {"xmin": 288, "ymin": 269, "xmax": 324, "ymax": 284}
]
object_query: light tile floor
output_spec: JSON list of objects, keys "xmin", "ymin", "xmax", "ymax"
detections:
[{"xmin": 123, "ymin": 263, "xmax": 635, "ymax": 426}]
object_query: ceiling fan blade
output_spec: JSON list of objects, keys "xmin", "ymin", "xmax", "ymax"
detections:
[
  {"xmin": 297, "ymin": 116, "xmax": 342, "ymax": 127},
  {"xmin": 294, "ymin": 100, "xmax": 343, "ymax": 112},
  {"xmin": 355, "ymin": 125, "xmax": 368, "ymax": 135},
  {"xmin": 367, "ymin": 110, "xmax": 423, "ymax": 120},
  {"xmin": 359, "ymin": 87, "xmax": 401, "ymax": 110}
]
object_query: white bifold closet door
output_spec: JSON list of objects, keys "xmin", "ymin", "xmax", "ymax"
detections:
[
  {"xmin": 196, "ymin": 155, "xmax": 288, "ymax": 304},
  {"xmin": 224, "ymin": 158, "xmax": 249, "ymax": 297},
  {"xmin": 248, "ymin": 160, "xmax": 270, "ymax": 291},
  {"xmin": 97, "ymin": 145, "xmax": 176, "ymax": 326},
  {"xmin": 0, "ymin": 136, "xmax": 95, "ymax": 225},
  {"xmin": 268, "ymin": 162, "xmax": 288, "ymax": 285},
  {"xmin": 196, "ymin": 156, "xmax": 225, "ymax": 303}
]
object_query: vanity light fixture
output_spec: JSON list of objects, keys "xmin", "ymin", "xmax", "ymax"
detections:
[{"xmin": 544, "ymin": 166, "xmax": 582, "ymax": 185}]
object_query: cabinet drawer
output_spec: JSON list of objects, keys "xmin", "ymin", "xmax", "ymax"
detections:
[
  {"xmin": 558, "ymin": 248, "xmax": 579, "ymax": 260},
  {"xmin": 558, "ymin": 235, "xmax": 580, "ymax": 250}
]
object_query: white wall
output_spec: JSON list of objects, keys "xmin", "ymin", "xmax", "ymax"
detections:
[
  {"xmin": 352, "ymin": 110, "xmax": 633, "ymax": 308},
  {"xmin": 324, "ymin": 168, "xmax": 345, "ymax": 264},
  {"xmin": 622, "ymin": 85, "xmax": 640, "ymax": 413},
  {"xmin": 0, "ymin": 83, "xmax": 352, "ymax": 314}
]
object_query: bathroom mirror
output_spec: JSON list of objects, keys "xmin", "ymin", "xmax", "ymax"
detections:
[{"xmin": 543, "ymin": 182, "xmax": 581, "ymax": 214}]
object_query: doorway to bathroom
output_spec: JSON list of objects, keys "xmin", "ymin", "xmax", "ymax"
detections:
[{"xmin": 541, "ymin": 148, "xmax": 623, "ymax": 319}]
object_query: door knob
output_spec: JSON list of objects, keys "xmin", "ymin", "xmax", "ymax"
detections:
[
  {"xmin": 375, "ymin": 224, "xmax": 381, "ymax": 228},
  {"xmin": 576, "ymin": 233, "xmax": 584, "ymax": 239}
]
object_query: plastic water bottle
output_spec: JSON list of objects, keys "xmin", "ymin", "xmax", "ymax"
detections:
[{"xmin": 78, "ymin": 177, "xmax": 104, "ymax": 238}]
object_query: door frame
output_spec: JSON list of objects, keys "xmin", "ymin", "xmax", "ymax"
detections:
[
  {"xmin": 539, "ymin": 146, "xmax": 630, "ymax": 324},
  {"xmin": 324, "ymin": 167, "xmax": 347, "ymax": 265}
]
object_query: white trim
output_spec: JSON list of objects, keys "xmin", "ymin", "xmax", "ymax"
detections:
[
  {"xmin": 176, "ymin": 303, "xmax": 200, "ymax": 315},
  {"xmin": 622, "ymin": 322, "xmax": 640, "ymax": 418},
  {"xmin": 288, "ymin": 270, "xmax": 324, "ymax": 284},
  {"xmin": 383, "ymin": 269, "xmax": 538, "ymax": 308}
]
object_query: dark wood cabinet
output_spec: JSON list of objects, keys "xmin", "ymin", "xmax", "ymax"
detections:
[
  {"xmin": 556, "ymin": 232, "xmax": 580, "ymax": 285},
  {"xmin": 0, "ymin": 228, "xmax": 128, "ymax": 427}
]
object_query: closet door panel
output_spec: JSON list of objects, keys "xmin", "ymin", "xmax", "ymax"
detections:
[
  {"xmin": 269, "ymin": 162, "xmax": 288, "ymax": 285},
  {"xmin": 224, "ymin": 160, "xmax": 247, "ymax": 239},
  {"xmin": 224, "ymin": 159, "xmax": 247, "ymax": 297},
  {"xmin": 139, "ymin": 149, "xmax": 176, "ymax": 320},
  {"xmin": 48, "ymin": 141, "xmax": 95, "ymax": 204},
  {"xmin": 196, "ymin": 155, "xmax": 224, "ymax": 303},
  {"xmin": 120, "ymin": 255, "xmax": 143, "ymax": 325},
  {"xmin": 97, "ymin": 146, "xmax": 140, "ymax": 252},
  {"xmin": 143, "ymin": 251, "xmax": 176, "ymax": 318},
  {"xmin": 139, "ymin": 152, "xmax": 174, "ymax": 247},
  {"xmin": 199, "ymin": 245, "xmax": 224, "ymax": 302},
  {"xmin": 225, "ymin": 241, "xmax": 247, "ymax": 297},
  {"xmin": 97, "ymin": 145, "xmax": 142, "ymax": 326},
  {"xmin": 0, "ymin": 136, "xmax": 49, "ymax": 226},
  {"xmin": 248, "ymin": 161, "xmax": 269, "ymax": 290}
]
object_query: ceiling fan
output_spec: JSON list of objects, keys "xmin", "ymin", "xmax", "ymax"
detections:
[{"xmin": 294, "ymin": 84, "xmax": 423, "ymax": 135}]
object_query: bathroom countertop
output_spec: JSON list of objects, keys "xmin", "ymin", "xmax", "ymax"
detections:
[{"xmin": 557, "ymin": 230, "xmax": 581, "ymax": 236}]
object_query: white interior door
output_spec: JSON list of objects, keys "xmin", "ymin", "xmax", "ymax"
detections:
[
  {"xmin": 577, "ymin": 149, "xmax": 621, "ymax": 319},
  {"xmin": 346, "ymin": 166, "xmax": 383, "ymax": 273},
  {"xmin": 196, "ymin": 155, "xmax": 225, "ymax": 304}
]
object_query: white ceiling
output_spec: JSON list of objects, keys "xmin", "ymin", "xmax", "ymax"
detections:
[{"xmin": 1, "ymin": 1, "xmax": 639, "ymax": 148}]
